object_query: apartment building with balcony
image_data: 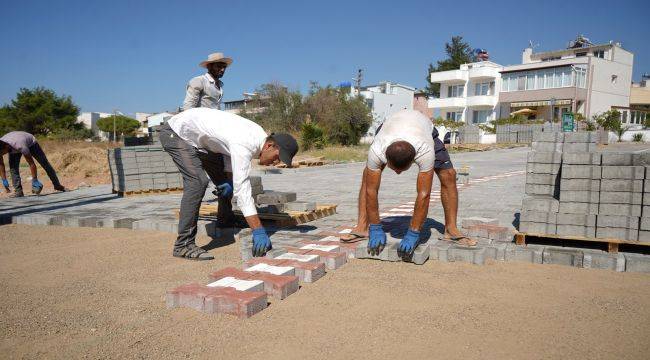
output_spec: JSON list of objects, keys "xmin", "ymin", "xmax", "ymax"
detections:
[
  {"xmin": 428, "ymin": 61, "xmax": 502, "ymax": 124},
  {"xmin": 498, "ymin": 41, "xmax": 633, "ymax": 121}
]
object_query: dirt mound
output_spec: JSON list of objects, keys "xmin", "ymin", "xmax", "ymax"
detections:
[{"xmin": 49, "ymin": 146, "xmax": 109, "ymax": 178}]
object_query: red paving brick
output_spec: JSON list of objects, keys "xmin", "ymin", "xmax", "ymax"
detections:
[
  {"xmin": 285, "ymin": 247, "xmax": 347, "ymax": 270},
  {"xmin": 245, "ymin": 258, "xmax": 325, "ymax": 283},
  {"xmin": 209, "ymin": 267, "xmax": 299, "ymax": 300},
  {"xmin": 166, "ymin": 283, "xmax": 268, "ymax": 318}
]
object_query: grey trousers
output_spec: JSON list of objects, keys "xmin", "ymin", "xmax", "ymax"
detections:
[
  {"xmin": 159, "ymin": 123, "xmax": 234, "ymax": 249},
  {"xmin": 9, "ymin": 142, "xmax": 62, "ymax": 193}
]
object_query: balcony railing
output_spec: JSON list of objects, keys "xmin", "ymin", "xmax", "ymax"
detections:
[
  {"xmin": 466, "ymin": 95, "xmax": 497, "ymax": 107},
  {"xmin": 430, "ymin": 70, "xmax": 467, "ymax": 83},
  {"xmin": 428, "ymin": 97, "xmax": 466, "ymax": 109},
  {"xmin": 468, "ymin": 66, "xmax": 499, "ymax": 79}
]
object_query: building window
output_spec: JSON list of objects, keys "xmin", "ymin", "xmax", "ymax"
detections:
[
  {"xmin": 447, "ymin": 84, "xmax": 465, "ymax": 98},
  {"xmin": 472, "ymin": 110, "xmax": 491, "ymax": 124},
  {"xmin": 474, "ymin": 82, "xmax": 491, "ymax": 96},
  {"xmin": 446, "ymin": 111, "xmax": 462, "ymax": 121},
  {"xmin": 593, "ymin": 50, "xmax": 604, "ymax": 58},
  {"xmin": 576, "ymin": 52, "xmax": 587, "ymax": 57}
]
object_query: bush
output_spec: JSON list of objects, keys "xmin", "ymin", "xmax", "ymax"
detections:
[
  {"xmin": 432, "ymin": 117, "xmax": 464, "ymax": 130},
  {"xmin": 632, "ymin": 133, "xmax": 644, "ymax": 142},
  {"xmin": 301, "ymin": 122, "xmax": 326, "ymax": 150},
  {"xmin": 47, "ymin": 128, "xmax": 93, "ymax": 141}
]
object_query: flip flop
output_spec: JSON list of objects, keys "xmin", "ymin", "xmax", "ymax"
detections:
[
  {"xmin": 340, "ymin": 232, "xmax": 368, "ymax": 243},
  {"xmin": 443, "ymin": 235, "xmax": 478, "ymax": 249}
]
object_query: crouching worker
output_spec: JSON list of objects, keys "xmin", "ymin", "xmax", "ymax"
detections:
[
  {"xmin": 0, "ymin": 131, "xmax": 66, "ymax": 197},
  {"xmin": 340, "ymin": 109, "xmax": 476, "ymax": 255},
  {"xmin": 161, "ymin": 108, "xmax": 298, "ymax": 260}
]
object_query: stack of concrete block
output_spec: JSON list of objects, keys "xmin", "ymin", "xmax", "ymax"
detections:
[
  {"xmin": 642, "ymin": 172, "xmax": 650, "ymax": 242},
  {"xmin": 496, "ymin": 124, "xmax": 544, "ymax": 144},
  {"xmin": 461, "ymin": 217, "xmax": 513, "ymax": 244},
  {"xmin": 108, "ymin": 145, "xmax": 182, "ymax": 193},
  {"xmin": 458, "ymin": 125, "xmax": 480, "ymax": 144}
]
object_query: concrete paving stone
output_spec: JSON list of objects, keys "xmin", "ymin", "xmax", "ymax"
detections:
[
  {"xmin": 521, "ymin": 195, "xmax": 559, "ymax": 213},
  {"xmin": 166, "ymin": 283, "xmax": 268, "ymax": 318},
  {"xmin": 556, "ymin": 213, "xmax": 596, "ymax": 226},
  {"xmin": 601, "ymin": 153, "xmax": 634, "ymax": 166},
  {"xmin": 558, "ymin": 201, "xmax": 598, "ymax": 215},
  {"xmin": 244, "ymin": 258, "xmax": 325, "ymax": 283},
  {"xmin": 527, "ymin": 151, "xmax": 563, "ymax": 164},
  {"xmin": 645, "ymin": 206, "xmax": 650, "ymax": 219},
  {"xmin": 519, "ymin": 221, "xmax": 556, "ymax": 235},
  {"xmin": 525, "ymin": 184, "xmax": 557, "ymax": 196},
  {"xmin": 60, "ymin": 216, "xmax": 82, "ymax": 227},
  {"xmin": 448, "ymin": 246, "xmax": 487, "ymax": 265},
  {"xmin": 209, "ymin": 267, "xmax": 299, "ymax": 300},
  {"xmin": 556, "ymin": 224, "xmax": 596, "ymax": 238},
  {"xmin": 582, "ymin": 249, "xmax": 624, "ymax": 271},
  {"xmin": 542, "ymin": 247, "xmax": 584, "ymax": 267},
  {"xmin": 598, "ymin": 203, "xmax": 641, "ymax": 217},
  {"xmin": 644, "ymin": 193, "xmax": 650, "ymax": 206},
  {"xmin": 484, "ymin": 243, "xmax": 507, "ymax": 261},
  {"xmin": 526, "ymin": 162, "xmax": 561, "ymax": 174},
  {"xmin": 520, "ymin": 211, "xmax": 557, "ymax": 224},
  {"xmin": 526, "ymin": 173, "xmax": 559, "ymax": 185},
  {"xmin": 600, "ymin": 166, "xmax": 644, "ymax": 180},
  {"xmin": 394, "ymin": 243, "xmax": 430, "ymax": 265},
  {"xmin": 560, "ymin": 179, "xmax": 600, "ymax": 192},
  {"xmin": 531, "ymin": 142, "xmax": 563, "ymax": 152},
  {"xmin": 559, "ymin": 190, "xmax": 599, "ymax": 203},
  {"xmin": 563, "ymin": 131, "xmax": 598, "ymax": 143},
  {"xmin": 429, "ymin": 241, "xmax": 452, "ymax": 262},
  {"xmin": 562, "ymin": 152, "xmax": 601, "ymax": 165},
  {"xmin": 562, "ymin": 143, "xmax": 597, "ymax": 153},
  {"xmin": 632, "ymin": 154, "xmax": 650, "ymax": 166},
  {"xmin": 596, "ymin": 227, "xmax": 638, "ymax": 241},
  {"xmin": 560, "ymin": 165, "xmax": 601, "ymax": 179},
  {"xmin": 207, "ymin": 276, "xmax": 266, "ymax": 293},
  {"xmin": 299, "ymin": 248, "xmax": 347, "ymax": 270},
  {"xmin": 355, "ymin": 241, "xmax": 401, "ymax": 262},
  {"xmin": 504, "ymin": 244, "xmax": 543, "ymax": 264},
  {"xmin": 244, "ymin": 263, "xmax": 295, "ymax": 277},
  {"xmin": 533, "ymin": 131, "xmax": 564, "ymax": 143},
  {"xmin": 623, "ymin": 253, "xmax": 650, "ymax": 273},
  {"xmin": 600, "ymin": 179, "xmax": 642, "ymax": 193},
  {"xmin": 599, "ymin": 191, "xmax": 642, "ymax": 205},
  {"xmin": 113, "ymin": 218, "xmax": 140, "ymax": 229},
  {"xmin": 641, "ymin": 217, "xmax": 650, "ymax": 231},
  {"xmin": 255, "ymin": 191, "xmax": 297, "ymax": 205},
  {"xmin": 284, "ymin": 201, "xmax": 317, "ymax": 212},
  {"xmin": 639, "ymin": 231, "xmax": 650, "ymax": 243},
  {"xmin": 461, "ymin": 217, "xmax": 499, "ymax": 228},
  {"xmin": 597, "ymin": 215, "xmax": 639, "ymax": 229}
]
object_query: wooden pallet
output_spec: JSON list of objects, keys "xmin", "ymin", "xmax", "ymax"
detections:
[
  {"xmin": 115, "ymin": 188, "xmax": 184, "ymax": 197},
  {"xmin": 186, "ymin": 203, "xmax": 337, "ymax": 227},
  {"xmin": 515, "ymin": 232, "xmax": 650, "ymax": 254}
]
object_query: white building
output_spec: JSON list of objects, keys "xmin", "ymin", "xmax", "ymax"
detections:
[
  {"xmin": 428, "ymin": 61, "xmax": 502, "ymax": 124},
  {"xmin": 356, "ymin": 81, "xmax": 415, "ymax": 136},
  {"xmin": 77, "ymin": 112, "xmax": 113, "ymax": 140}
]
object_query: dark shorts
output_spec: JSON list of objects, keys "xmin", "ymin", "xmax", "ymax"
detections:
[
  {"xmin": 432, "ymin": 127, "xmax": 453, "ymax": 170},
  {"xmin": 375, "ymin": 123, "xmax": 453, "ymax": 171}
]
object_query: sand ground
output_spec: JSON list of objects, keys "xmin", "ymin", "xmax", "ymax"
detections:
[{"xmin": 1, "ymin": 224, "xmax": 649, "ymax": 359}]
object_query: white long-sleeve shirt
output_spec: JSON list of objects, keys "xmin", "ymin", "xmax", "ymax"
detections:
[{"xmin": 168, "ymin": 108, "xmax": 267, "ymax": 217}]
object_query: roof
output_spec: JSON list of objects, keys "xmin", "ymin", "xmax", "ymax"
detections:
[{"xmin": 501, "ymin": 57, "xmax": 589, "ymax": 74}]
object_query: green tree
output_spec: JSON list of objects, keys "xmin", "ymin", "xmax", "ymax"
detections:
[
  {"xmin": 248, "ymin": 82, "xmax": 304, "ymax": 132},
  {"xmin": 594, "ymin": 109, "xmax": 629, "ymax": 142},
  {"xmin": 426, "ymin": 36, "xmax": 476, "ymax": 97},
  {"xmin": 96, "ymin": 115, "xmax": 140, "ymax": 140},
  {"xmin": 0, "ymin": 87, "xmax": 84, "ymax": 137}
]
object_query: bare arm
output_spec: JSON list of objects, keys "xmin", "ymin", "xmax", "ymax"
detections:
[
  {"xmin": 410, "ymin": 169, "xmax": 434, "ymax": 231},
  {"xmin": 24, "ymin": 154, "xmax": 38, "ymax": 179},
  {"xmin": 364, "ymin": 167, "xmax": 383, "ymax": 225}
]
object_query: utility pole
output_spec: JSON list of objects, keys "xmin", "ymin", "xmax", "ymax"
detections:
[
  {"xmin": 352, "ymin": 68, "xmax": 363, "ymax": 95},
  {"xmin": 113, "ymin": 110, "xmax": 117, "ymax": 142}
]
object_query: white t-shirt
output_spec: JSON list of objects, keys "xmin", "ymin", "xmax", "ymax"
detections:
[
  {"xmin": 168, "ymin": 108, "xmax": 267, "ymax": 217},
  {"xmin": 367, "ymin": 109, "xmax": 435, "ymax": 172}
]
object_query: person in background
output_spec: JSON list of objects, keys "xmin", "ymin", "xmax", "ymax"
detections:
[{"xmin": 0, "ymin": 131, "xmax": 65, "ymax": 197}]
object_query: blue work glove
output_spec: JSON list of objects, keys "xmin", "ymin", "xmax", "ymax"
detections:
[
  {"xmin": 213, "ymin": 181, "xmax": 233, "ymax": 198},
  {"xmin": 252, "ymin": 227, "xmax": 272, "ymax": 257},
  {"xmin": 32, "ymin": 179, "xmax": 43, "ymax": 194},
  {"xmin": 367, "ymin": 224, "xmax": 387, "ymax": 256},
  {"xmin": 2, "ymin": 178, "xmax": 9, "ymax": 191},
  {"xmin": 398, "ymin": 229, "xmax": 421, "ymax": 256}
]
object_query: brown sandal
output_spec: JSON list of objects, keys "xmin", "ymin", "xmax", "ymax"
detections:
[{"xmin": 340, "ymin": 232, "xmax": 368, "ymax": 243}]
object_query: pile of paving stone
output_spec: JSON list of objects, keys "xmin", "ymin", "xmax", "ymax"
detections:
[
  {"xmin": 458, "ymin": 125, "xmax": 480, "ymax": 144},
  {"xmin": 496, "ymin": 124, "xmax": 546, "ymax": 144},
  {"xmin": 107, "ymin": 145, "xmax": 181, "ymax": 193},
  {"xmin": 520, "ymin": 131, "xmax": 649, "ymax": 242},
  {"xmin": 231, "ymin": 177, "xmax": 315, "ymax": 214}
]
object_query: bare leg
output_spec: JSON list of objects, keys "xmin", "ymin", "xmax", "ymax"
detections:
[
  {"xmin": 341, "ymin": 167, "xmax": 370, "ymax": 240},
  {"xmin": 436, "ymin": 167, "xmax": 462, "ymax": 237}
]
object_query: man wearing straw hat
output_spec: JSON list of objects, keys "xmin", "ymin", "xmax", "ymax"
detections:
[
  {"xmin": 182, "ymin": 52, "xmax": 232, "ymax": 111},
  {"xmin": 182, "ymin": 52, "xmax": 235, "ymax": 226}
]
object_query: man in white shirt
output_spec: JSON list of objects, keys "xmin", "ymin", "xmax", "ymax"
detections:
[
  {"xmin": 160, "ymin": 108, "xmax": 298, "ymax": 260},
  {"xmin": 340, "ymin": 109, "xmax": 476, "ymax": 256}
]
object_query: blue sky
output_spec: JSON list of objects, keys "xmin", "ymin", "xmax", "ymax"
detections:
[{"xmin": 1, "ymin": 0, "xmax": 648, "ymax": 115}]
